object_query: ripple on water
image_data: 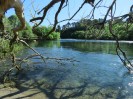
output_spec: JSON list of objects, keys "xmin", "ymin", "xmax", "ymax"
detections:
[{"xmin": 17, "ymin": 40, "xmax": 133, "ymax": 99}]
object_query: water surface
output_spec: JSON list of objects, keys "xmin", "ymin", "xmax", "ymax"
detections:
[{"xmin": 17, "ymin": 39, "xmax": 133, "ymax": 99}]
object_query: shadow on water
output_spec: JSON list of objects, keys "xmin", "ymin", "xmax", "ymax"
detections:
[
  {"xmin": 0, "ymin": 67, "xmax": 88, "ymax": 99},
  {"xmin": 1, "ymin": 65, "xmax": 133, "ymax": 99},
  {"xmin": 1, "ymin": 39, "xmax": 133, "ymax": 98}
]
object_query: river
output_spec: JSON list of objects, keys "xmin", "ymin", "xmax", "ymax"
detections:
[{"xmin": 3, "ymin": 39, "xmax": 133, "ymax": 99}]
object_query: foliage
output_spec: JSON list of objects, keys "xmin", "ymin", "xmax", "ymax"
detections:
[
  {"xmin": 61, "ymin": 19, "xmax": 133, "ymax": 40},
  {"xmin": 127, "ymin": 24, "xmax": 133, "ymax": 40},
  {"xmin": 3, "ymin": 17, "xmax": 12, "ymax": 32},
  {"xmin": 8, "ymin": 15, "xmax": 35, "ymax": 38},
  {"xmin": 19, "ymin": 22, "xmax": 35, "ymax": 38},
  {"xmin": 32, "ymin": 26, "xmax": 60, "ymax": 40},
  {"xmin": 32, "ymin": 26, "xmax": 46, "ymax": 37},
  {"xmin": 2, "ymin": 15, "xmax": 61, "ymax": 40},
  {"xmin": 0, "ymin": 38, "xmax": 24, "ymax": 59},
  {"xmin": 8, "ymin": 15, "xmax": 19, "ymax": 28}
]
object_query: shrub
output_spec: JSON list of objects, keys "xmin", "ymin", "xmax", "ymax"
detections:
[{"xmin": 32, "ymin": 26, "xmax": 60, "ymax": 40}]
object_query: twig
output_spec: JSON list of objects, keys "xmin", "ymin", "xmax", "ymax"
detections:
[
  {"xmin": 18, "ymin": 39, "xmax": 45, "ymax": 63},
  {"xmin": 30, "ymin": 0, "xmax": 61, "ymax": 27},
  {"xmin": 59, "ymin": 1, "xmax": 86, "ymax": 23},
  {"xmin": 108, "ymin": 4, "xmax": 133, "ymax": 72},
  {"xmin": 44, "ymin": 0, "xmax": 65, "ymax": 38},
  {"xmin": 19, "ymin": 54, "xmax": 43, "ymax": 66}
]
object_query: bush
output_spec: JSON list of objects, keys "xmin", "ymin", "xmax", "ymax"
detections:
[
  {"xmin": 19, "ymin": 22, "xmax": 35, "ymax": 38},
  {"xmin": 32, "ymin": 26, "xmax": 46, "ymax": 37},
  {"xmin": 71, "ymin": 31, "xmax": 85, "ymax": 39},
  {"xmin": 8, "ymin": 15, "xmax": 35, "ymax": 39},
  {"xmin": 32, "ymin": 26, "xmax": 60, "ymax": 40}
]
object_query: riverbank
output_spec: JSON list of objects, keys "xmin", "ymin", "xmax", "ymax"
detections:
[
  {"xmin": 0, "ymin": 86, "xmax": 48, "ymax": 99},
  {"xmin": 0, "ymin": 76, "xmax": 121, "ymax": 99}
]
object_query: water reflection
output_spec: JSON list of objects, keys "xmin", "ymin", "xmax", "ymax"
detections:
[
  {"xmin": 62, "ymin": 40, "xmax": 133, "ymax": 56},
  {"xmin": 15, "ymin": 39, "xmax": 133, "ymax": 98},
  {"xmin": 31, "ymin": 39, "xmax": 133, "ymax": 56}
]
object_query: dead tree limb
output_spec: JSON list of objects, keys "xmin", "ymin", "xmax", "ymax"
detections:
[{"xmin": 107, "ymin": 2, "xmax": 133, "ymax": 73}]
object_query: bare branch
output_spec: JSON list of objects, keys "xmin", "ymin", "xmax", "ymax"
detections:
[
  {"xmin": 44, "ymin": 0, "xmax": 65, "ymax": 38},
  {"xmin": 59, "ymin": 1, "xmax": 86, "ymax": 23},
  {"xmin": 30, "ymin": 0, "xmax": 61, "ymax": 27}
]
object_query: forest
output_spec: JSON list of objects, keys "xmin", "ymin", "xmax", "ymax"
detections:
[
  {"xmin": 3, "ymin": 15, "xmax": 133, "ymax": 41},
  {"xmin": 2, "ymin": 15, "xmax": 60, "ymax": 40},
  {"xmin": 60, "ymin": 19, "xmax": 133, "ymax": 40}
]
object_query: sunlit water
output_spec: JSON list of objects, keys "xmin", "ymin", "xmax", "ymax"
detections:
[{"xmin": 18, "ymin": 39, "xmax": 133, "ymax": 99}]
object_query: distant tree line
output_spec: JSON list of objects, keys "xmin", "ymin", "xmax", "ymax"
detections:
[
  {"xmin": 2, "ymin": 15, "xmax": 60, "ymax": 40},
  {"xmin": 59, "ymin": 18, "xmax": 133, "ymax": 40},
  {"xmin": 3, "ymin": 15, "xmax": 133, "ymax": 40}
]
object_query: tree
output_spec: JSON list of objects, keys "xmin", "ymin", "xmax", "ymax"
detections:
[
  {"xmin": 2, "ymin": 17, "xmax": 11, "ymax": 32},
  {"xmin": 32, "ymin": 26, "xmax": 60, "ymax": 40},
  {"xmin": 56, "ymin": 25, "xmax": 61, "ymax": 32},
  {"xmin": 32, "ymin": 26, "xmax": 46, "ymax": 37},
  {"xmin": 8, "ymin": 15, "xmax": 19, "ymax": 28},
  {"xmin": 19, "ymin": 22, "xmax": 35, "ymax": 38},
  {"xmin": 8, "ymin": 15, "xmax": 35, "ymax": 38}
]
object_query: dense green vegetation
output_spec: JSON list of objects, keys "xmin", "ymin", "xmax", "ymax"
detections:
[
  {"xmin": 0, "ymin": 38, "xmax": 24, "ymax": 60},
  {"xmin": 2, "ymin": 15, "xmax": 60, "ymax": 40},
  {"xmin": 33, "ymin": 26, "xmax": 60, "ymax": 40},
  {"xmin": 3, "ymin": 15, "xmax": 132, "ymax": 40},
  {"xmin": 0, "ymin": 15, "xmax": 60, "ymax": 62},
  {"xmin": 60, "ymin": 19, "xmax": 133, "ymax": 40}
]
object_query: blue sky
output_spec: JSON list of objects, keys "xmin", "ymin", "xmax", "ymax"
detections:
[{"xmin": 6, "ymin": 0, "xmax": 133, "ymax": 26}]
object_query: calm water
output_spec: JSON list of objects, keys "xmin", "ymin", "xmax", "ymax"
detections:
[{"xmin": 18, "ymin": 39, "xmax": 133, "ymax": 99}]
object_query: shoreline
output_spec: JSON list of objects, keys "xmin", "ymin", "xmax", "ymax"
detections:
[{"xmin": 0, "ymin": 85, "xmax": 48, "ymax": 99}]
